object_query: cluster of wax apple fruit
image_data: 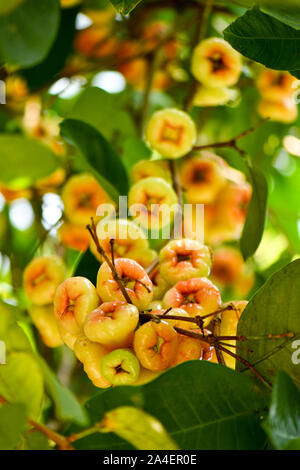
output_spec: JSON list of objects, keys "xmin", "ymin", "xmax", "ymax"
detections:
[
  {"xmin": 256, "ymin": 69, "xmax": 299, "ymax": 124},
  {"xmin": 23, "ymin": 235, "xmax": 247, "ymax": 388}
]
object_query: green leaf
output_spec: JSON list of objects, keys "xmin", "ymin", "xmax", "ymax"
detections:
[
  {"xmin": 0, "ymin": 135, "xmax": 58, "ymax": 188},
  {"xmin": 122, "ymin": 137, "xmax": 151, "ymax": 174},
  {"xmin": 109, "ymin": 0, "xmax": 142, "ymax": 15},
  {"xmin": 60, "ymin": 118, "xmax": 129, "ymax": 201},
  {"xmin": 69, "ymin": 87, "xmax": 137, "ymax": 146},
  {"xmin": 240, "ymin": 166, "xmax": 268, "ymax": 259},
  {"xmin": 263, "ymin": 372, "xmax": 300, "ymax": 450},
  {"xmin": 0, "ymin": 301, "xmax": 32, "ymax": 353},
  {"xmin": 0, "ymin": 351, "xmax": 44, "ymax": 418},
  {"xmin": 22, "ymin": 5, "xmax": 78, "ymax": 90},
  {"xmin": 224, "ymin": 7, "xmax": 300, "ymax": 76},
  {"xmin": 36, "ymin": 355, "xmax": 89, "ymax": 427},
  {"xmin": 74, "ymin": 249, "xmax": 100, "ymax": 286},
  {"xmin": 0, "ymin": 0, "xmax": 60, "ymax": 68},
  {"xmin": 0, "ymin": 0, "xmax": 24, "ymax": 16},
  {"xmin": 237, "ymin": 259, "xmax": 300, "ymax": 388},
  {"xmin": 22, "ymin": 429, "xmax": 52, "ymax": 450},
  {"xmin": 103, "ymin": 406, "xmax": 178, "ymax": 450},
  {"xmin": 259, "ymin": 0, "xmax": 300, "ymax": 30},
  {"xmin": 79, "ymin": 362, "xmax": 268, "ymax": 450},
  {"xmin": 0, "ymin": 403, "xmax": 27, "ymax": 450}
]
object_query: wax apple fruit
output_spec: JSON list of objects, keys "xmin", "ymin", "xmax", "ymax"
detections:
[
  {"xmin": 193, "ymin": 85, "xmax": 238, "ymax": 107},
  {"xmin": 180, "ymin": 153, "xmax": 226, "ymax": 204},
  {"xmin": 159, "ymin": 238, "xmax": 212, "ymax": 285},
  {"xmin": 97, "ymin": 258, "xmax": 153, "ymax": 310},
  {"xmin": 128, "ymin": 176, "xmax": 178, "ymax": 231},
  {"xmin": 54, "ymin": 276, "xmax": 99, "ymax": 335},
  {"xmin": 163, "ymin": 277, "xmax": 221, "ymax": 326},
  {"xmin": 258, "ymin": 97, "xmax": 297, "ymax": 123},
  {"xmin": 92, "ymin": 218, "xmax": 149, "ymax": 262},
  {"xmin": 131, "ymin": 159, "xmax": 171, "ymax": 184},
  {"xmin": 84, "ymin": 301, "xmax": 139, "ymax": 349},
  {"xmin": 59, "ymin": 222, "xmax": 91, "ymax": 252},
  {"xmin": 61, "ymin": 173, "xmax": 113, "ymax": 225},
  {"xmin": 23, "ymin": 255, "xmax": 66, "ymax": 306},
  {"xmin": 172, "ymin": 333, "xmax": 203, "ymax": 365},
  {"xmin": 74, "ymin": 336, "xmax": 111, "ymax": 388},
  {"xmin": 100, "ymin": 348, "xmax": 140, "ymax": 385},
  {"xmin": 191, "ymin": 38, "xmax": 241, "ymax": 88},
  {"xmin": 145, "ymin": 108, "xmax": 197, "ymax": 159},
  {"xmin": 133, "ymin": 320, "xmax": 178, "ymax": 371},
  {"xmin": 29, "ymin": 305, "xmax": 63, "ymax": 348},
  {"xmin": 257, "ymin": 70, "xmax": 298, "ymax": 100}
]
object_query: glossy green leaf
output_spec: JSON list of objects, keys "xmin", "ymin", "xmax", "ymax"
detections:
[
  {"xmin": 0, "ymin": 0, "xmax": 60, "ymax": 68},
  {"xmin": 36, "ymin": 355, "xmax": 89, "ymax": 427},
  {"xmin": 263, "ymin": 372, "xmax": 300, "ymax": 449},
  {"xmin": 78, "ymin": 362, "xmax": 268, "ymax": 450},
  {"xmin": 237, "ymin": 259, "xmax": 300, "ymax": 388},
  {"xmin": 0, "ymin": 135, "xmax": 58, "ymax": 188},
  {"xmin": 103, "ymin": 406, "xmax": 178, "ymax": 450},
  {"xmin": 122, "ymin": 137, "xmax": 151, "ymax": 174},
  {"xmin": 60, "ymin": 118, "xmax": 129, "ymax": 201},
  {"xmin": 240, "ymin": 166, "xmax": 268, "ymax": 259},
  {"xmin": 0, "ymin": 403, "xmax": 27, "ymax": 450},
  {"xmin": 259, "ymin": 0, "xmax": 300, "ymax": 30},
  {"xmin": 0, "ymin": 351, "xmax": 44, "ymax": 418},
  {"xmin": 0, "ymin": 301, "xmax": 32, "ymax": 353},
  {"xmin": 224, "ymin": 7, "xmax": 300, "ymax": 77},
  {"xmin": 109, "ymin": 0, "xmax": 142, "ymax": 15},
  {"xmin": 22, "ymin": 430, "xmax": 52, "ymax": 450},
  {"xmin": 22, "ymin": 5, "xmax": 78, "ymax": 90}
]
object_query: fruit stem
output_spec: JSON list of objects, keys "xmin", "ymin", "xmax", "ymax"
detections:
[{"xmin": 87, "ymin": 218, "xmax": 133, "ymax": 304}]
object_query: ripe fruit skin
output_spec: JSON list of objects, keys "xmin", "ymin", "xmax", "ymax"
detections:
[
  {"xmin": 149, "ymin": 267, "xmax": 170, "ymax": 300},
  {"xmin": 172, "ymin": 333, "xmax": 203, "ymax": 365},
  {"xmin": 74, "ymin": 336, "xmax": 111, "ymax": 388},
  {"xmin": 191, "ymin": 38, "xmax": 242, "ymax": 88},
  {"xmin": 100, "ymin": 349, "xmax": 140, "ymax": 386},
  {"xmin": 92, "ymin": 218, "xmax": 149, "ymax": 263},
  {"xmin": 61, "ymin": 173, "xmax": 113, "ymax": 226},
  {"xmin": 54, "ymin": 276, "xmax": 99, "ymax": 335},
  {"xmin": 145, "ymin": 108, "xmax": 197, "ymax": 159},
  {"xmin": 131, "ymin": 159, "xmax": 171, "ymax": 184},
  {"xmin": 97, "ymin": 258, "xmax": 153, "ymax": 310},
  {"xmin": 193, "ymin": 85, "xmax": 238, "ymax": 107},
  {"xmin": 159, "ymin": 238, "xmax": 212, "ymax": 285},
  {"xmin": 128, "ymin": 176, "xmax": 178, "ymax": 231},
  {"xmin": 133, "ymin": 321, "xmax": 179, "ymax": 371},
  {"xmin": 257, "ymin": 70, "xmax": 298, "ymax": 100},
  {"xmin": 180, "ymin": 153, "xmax": 226, "ymax": 204},
  {"xmin": 258, "ymin": 97, "xmax": 297, "ymax": 123},
  {"xmin": 162, "ymin": 277, "xmax": 221, "ymax": 326},
  {"xmin": 133, "ymin": 367, "xmax": 160, "ymax": 385},
  {"xmin": 155, "ymin": 307, "xmax": 193, "ymax": 330},
  {"xmin": 59, "ymin": 222, "xmax": 90, "ymax": 252},
  {"xmin": 220, "ymin": 301, "xmax": 247, "ymax": 369},
  {"xmin": 23, "ymin": 255, "xmax": 66, "ymax": 306},
  {"xmin": 126, "ymin": 248, "xmax": 157, "ymax": 269},
  {"xmin": 84, "ymin": 301, "xmax": 139, "ymax": 349},
  {"xmin": 29, "ymin": 305, "xmax": 63, "ymax": 348}
]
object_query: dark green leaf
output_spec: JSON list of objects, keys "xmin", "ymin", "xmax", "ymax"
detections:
[
  {"xmin": 0, "ymin": 0, "xmax": 60, "ymax": 68},
  {"xmin": 80, "ymin": 362, "xmax": 268, "ymax": 450},
  {"xmin": 60, "ymin": 118, "xmax": 129, "ymax": 201},
  {"xmin": 240, "ymin": 166, "xmax": 268, "ymax": 259},
  {"xmin": 0, "ymin": 403, "xmax": 27, "ymax": 450},
  {"xmin": 36, "ymin": 355, "xmax": 89, "ymax": 427},
  {"xmin": 0, "ymin": 135, "xmax": 58, "ymax": 188},
  {"xmin": 263, "ymin": 372, "xmax": 300, "ymax": 449},
  {"xmin": 237, "ymin": 259, "xmax": 300, "ymax": 388},
  {"xmin": 22, "ymin": 5, "xmax": 78, "ymax": 90},
  {"xmin": 259, "ymin": 0, "xmax": 300, "ymax": 30},
  {"xmin": 224, "ymin": 7, "xmax": 300, "ymax": 76},
  {"xmin": 109, "ymin": 0, "xmax": 142, "ymax": 15},
  {"xmin": 74, "ymin": 249, "xmax": 100, "ymax": 286}
]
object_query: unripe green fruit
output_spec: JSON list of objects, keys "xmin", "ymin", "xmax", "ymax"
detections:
[{"xmin": 100, "ymin": 349, "xmax": 140, "ymax": 386}]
